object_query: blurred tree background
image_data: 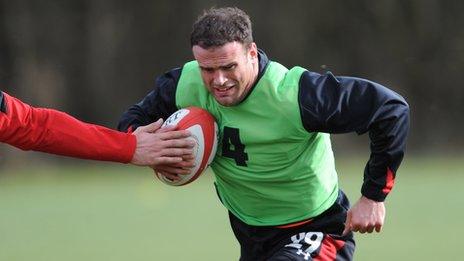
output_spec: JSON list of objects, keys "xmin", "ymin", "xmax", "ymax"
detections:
[
  {"xmin": 1, "ymin": 0, "xmax": 463, "ymax": 162},
  {"xmin": 1, "ymin": 1, "xmax": 463, "ymax": 260}
]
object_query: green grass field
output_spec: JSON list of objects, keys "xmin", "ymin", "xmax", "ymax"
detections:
[{"xmin": 0, "ymin": 156, "xmax": 462, "ymax": 261}]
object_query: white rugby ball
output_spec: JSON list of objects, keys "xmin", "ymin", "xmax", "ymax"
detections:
[{"xmin": 156, "ymin": 107, "xmax": 218, "ymax": 186}]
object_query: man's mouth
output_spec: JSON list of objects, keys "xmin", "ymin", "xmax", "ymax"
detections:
[
  {"xmin": 213, "ymin": 84, "xmax": 235, "ymax": 97},
  {"xmin": 214, "ymin": 86, "xmax": 234, "ymax": 93}
]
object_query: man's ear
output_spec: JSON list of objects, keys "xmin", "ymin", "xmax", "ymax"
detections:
[{"xmin": 248, "ymin": 42, "xmax": 258, "ymax": 60}]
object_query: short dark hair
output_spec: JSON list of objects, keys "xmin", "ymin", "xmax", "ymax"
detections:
[{"xmin": 190, "ymin": 7, "xmax": 253, "ymax": 48}]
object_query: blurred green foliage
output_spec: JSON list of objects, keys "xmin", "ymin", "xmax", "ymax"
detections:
[{"xmin": 1, "ymin": 0, "xmax": 463, "ymax": 155}]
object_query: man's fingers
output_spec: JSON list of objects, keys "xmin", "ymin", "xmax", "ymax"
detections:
[
  {"xmin": 357, "ymin": 226, "xmax": 367, "ymax": 234},
  {"xmin": 375, "ymin": 223, "xmax": 382, "ymax": 233},
  {"xmin": 342, "ymin": 211, "xmax": 352, "ymax": 236},
  {"xmin": 163, "ymin": 138, "xmax": 196, "ymax": 148},
  {"xmin": 342, "ymin": 227, "xmax": 350, "ymax": 236},
  {"xmin": 156, "ymin": 124, "xmax": 177, "ymax": 133},
  {"xmin": 138, "ymin": 119, "xmax": 163, "ymax": 133},
  {"xmin": 156, "ymin": 170, "xmax": 180, "ymax": 181},
  {"xmin": 366, "ymin": 226, "xmax": 375, "ymax": 233},
  {"xmin": 182, "ymin": 154, "xmax": 195, "ymax": 160},
  {"xmin": 343, "ymin": 197, "xmax": 386, "ymax": 236},
  {"xmin": 161, "ymin": 148, "xmax": 194, "ymax": 157},
  {"xmin": 159, "ymin": 130, "xmax": 192, "ymax": 140},
  {"xmin": 172, "ymin": 159, "xmax": 196, "ymax": 168},
  {"xmin": 155, "ymin": 156, "xmax": 183, "ymax": 165},
  {"xmin": 345, "ymin": 222, "xmax": 382, "ymax": 235},
  {"xmin": 156, "ymin": 165, "xmax": 192, "ymax": 175}
]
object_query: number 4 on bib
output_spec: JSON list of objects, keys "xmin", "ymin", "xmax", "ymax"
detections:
[{"xmin": 222, "ymin": 127, "xmax": 248, "ymax": 166}]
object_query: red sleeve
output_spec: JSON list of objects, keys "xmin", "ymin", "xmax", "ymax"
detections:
[{"xmin": 0, "ymin": 92, "xmax": 136, "ymax": 163}]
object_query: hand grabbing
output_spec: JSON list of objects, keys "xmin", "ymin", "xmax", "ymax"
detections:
[{"xmin": 130, "ymin": 119, "xmax": 195, "ymax": 166}]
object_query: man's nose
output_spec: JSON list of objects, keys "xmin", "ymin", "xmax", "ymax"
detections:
[{"xmin": 212, "ymin": 71, "xmax": 227, "ymax": 86}]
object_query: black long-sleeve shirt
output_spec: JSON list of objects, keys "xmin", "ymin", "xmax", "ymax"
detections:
[{"xmin": 119, "ymin": 50, "xmax": 409, "ymax": 202}]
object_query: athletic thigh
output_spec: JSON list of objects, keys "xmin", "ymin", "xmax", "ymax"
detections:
[
  {"xmin": 268, "ymin": 191, "xmax": 355, "ymax": 260},
  {"xmin": 231, "ymin": 190, "xmax": 355, "ymax": 261},
  {"xmin": 268, "ymin": 232, "xmax": 355, "ymax": 261}
]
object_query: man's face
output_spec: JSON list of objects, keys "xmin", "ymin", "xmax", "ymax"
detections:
[{"xmin": 192, "ymin": 41, "xmax": 258, "ymax": 106}]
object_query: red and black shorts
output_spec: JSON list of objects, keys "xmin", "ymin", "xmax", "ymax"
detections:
[{"xmin": 228, "ymin": 190, "xmax": 355, "ymax": 261}]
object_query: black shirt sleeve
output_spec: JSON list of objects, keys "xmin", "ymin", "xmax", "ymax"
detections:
[
  {"xmin": 298, "ymin": 71, "xmax": 410, "ymax": 202},
  {"xmin": 117, "ymin": 68, "xmax": 181, "ymax": 132}
]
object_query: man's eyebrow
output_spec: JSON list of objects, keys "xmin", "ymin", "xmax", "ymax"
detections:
[
  {"xmin": 199, "ymin": 62, "xmax": 237, "ymax": 70},
  {"xmin": 220, "ymin": 62, "xmax": 237, "ymax": 68},
  {"xmin": 199, "ymin": 65, "xmax": 213, "ymax": 70}
]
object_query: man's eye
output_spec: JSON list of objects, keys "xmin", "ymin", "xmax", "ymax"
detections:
[
  {"xmin": 202, "ymin": 68, "xmax": 214, "ymax": 73},
  {"xmin": 224, "ymin": 64, "xmax": 236, "ymax": 70}
]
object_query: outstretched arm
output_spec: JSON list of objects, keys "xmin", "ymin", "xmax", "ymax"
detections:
[{"xmin": 0, "ymin": 91, "xmax": 193, "ymax": 165}]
